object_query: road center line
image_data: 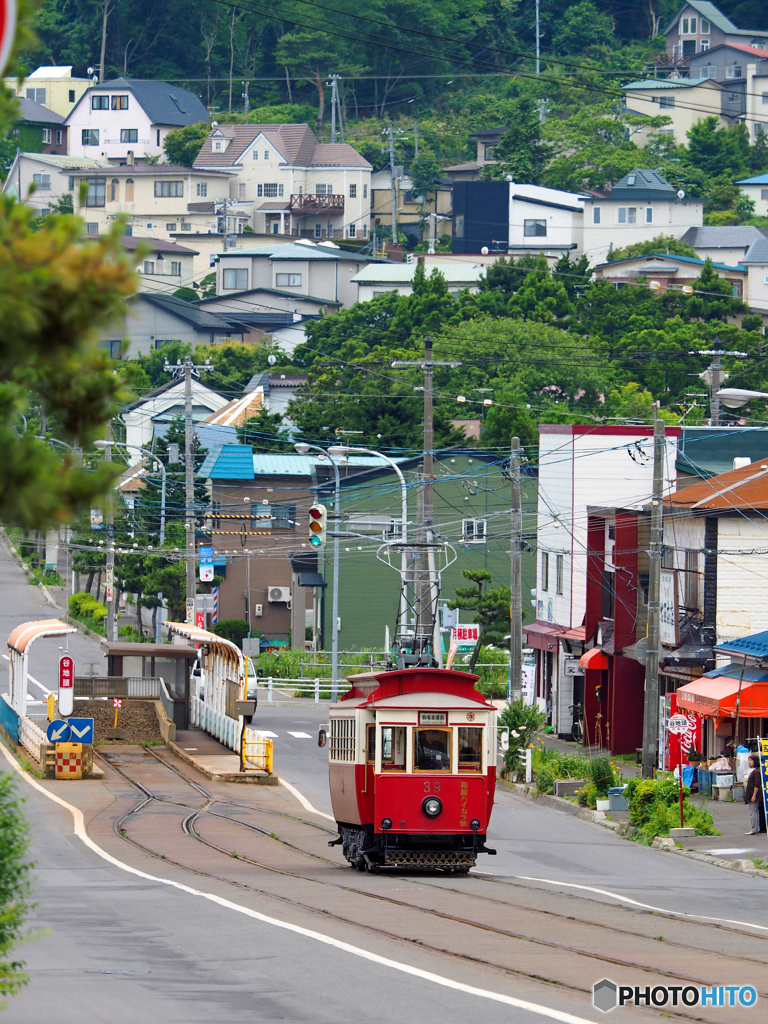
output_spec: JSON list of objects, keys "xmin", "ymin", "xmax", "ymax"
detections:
[
  {"xmin": 472, "ymin": 871, "xmax": 768, "ymax": 933},
  {"xmin": 0, "ymin": 743, "xmax": 599, "ymax": 1024}
]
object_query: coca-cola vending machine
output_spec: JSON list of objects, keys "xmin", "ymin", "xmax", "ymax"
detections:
[{"xmin": 661, "ymin": 692, "xmax": 701, "ymax": 771}]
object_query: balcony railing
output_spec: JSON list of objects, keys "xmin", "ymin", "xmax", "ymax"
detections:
[{"xmin": 290, "ymin": 193, "xmax": 345, "ymax": 213}]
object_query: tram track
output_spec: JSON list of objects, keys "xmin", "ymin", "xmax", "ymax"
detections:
[{"xmin": 92, "ymin": 747, "xmax": 768, "ymax": 1019}]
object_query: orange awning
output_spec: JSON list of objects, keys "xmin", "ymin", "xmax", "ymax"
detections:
[
  {"xmin": 579, "ymin": 647, "xmax": 609, "ymax": 670},
  {"xmin": 676, "ymin": 676, "xmax": 768, "ymax": 718}
]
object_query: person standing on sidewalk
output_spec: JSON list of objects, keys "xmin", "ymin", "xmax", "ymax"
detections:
[{"xmin": 744, "ymin": 754, "xmax": 766, "ymax": 835}]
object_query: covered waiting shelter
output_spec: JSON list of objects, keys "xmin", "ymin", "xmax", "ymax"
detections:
[{"xmin": 7, "ymin": 619, "xmax": 76, "ymax": 718}]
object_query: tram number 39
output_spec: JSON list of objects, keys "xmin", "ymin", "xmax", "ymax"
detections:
[{"xmin": 423, "ymin": 781, "xmax": 441, "ymax": 793}]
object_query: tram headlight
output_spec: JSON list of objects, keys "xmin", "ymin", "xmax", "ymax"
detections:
[
  {"xmin": 422, "ymin": 796, "xmax": 443, "ymax": 818},
  {"xmin": 470, "ymin": 818, "xmax": 480, "ymax": 831},
  {"xmin": 381, "ymin": 817, "xmax": 393, "ymax": 830}
]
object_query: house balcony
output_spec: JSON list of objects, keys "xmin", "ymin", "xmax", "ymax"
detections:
[{"xmin": 289, "ymin": 193, "xmax": 345, "ymax": 214}]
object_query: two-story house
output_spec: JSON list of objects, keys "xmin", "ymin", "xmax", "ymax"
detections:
[
  {"xmin": 193, "ymin": 123, "xmax": 372, "ymax": 239},
  {"xmin": 581, "ymin": 168, "xmax": 703, "ymax": 265},
  {"xmin": 443, "ymin": 127, "xmax": 505, "ymax": 183},
  {"xmin": 11, "ymin": 98, "xmax": 67, "ymax": 156},
  {"xmin": 2, "ymin": 152, "xmax": 102, "ymax": 214},
  {"xmin": 65, "ymin": 79, "xmax": 209, "ymax": 164},
  {"xmin": 119, "ymin": 235, "xmax": 199, "ymax": 295},
  {"xmin": 4, "ymin": 65, "xmax": 91, "ymax": 118},
  {"xmin": 663, "ymin": 3, "xmax": 768, "ymax": 68},
  {"xmin": 452, "ymin": 180, "xmax": 587, "ymax": 257},
  {"xmin": 622, "ymin": 77, "xmax": 729, "ymax": 144},
  {"xmin": 214, "ymin": 239, "xmax": 387, "ymax": 309},
  {"xmin": 99, "ymin": 292, "xmax": 245, "ymax": 358},
  {"xmin": 67, "ymin": 164, "xmax": 247, "ymax": 240}
]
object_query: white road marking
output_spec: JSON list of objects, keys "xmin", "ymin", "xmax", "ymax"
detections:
[
  {"xmin": 472, "ymin": 871, "xmax": 768, "ymax": 934},
  {"xmin": 278, "ymin": 778, "xmax": 335, "ymax": 822},
  {"xmin": 0, "ymin": 744, "xmax": 601, "ymax": 1024},
  {"xmin": 258, "ymin": 731, "xmax": 279, "ymax": 738},
  {"xmin": 287, "ymin": 731, "xmax": 311, "ymax": 739}
]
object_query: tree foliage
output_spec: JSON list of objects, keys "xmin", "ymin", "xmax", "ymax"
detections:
[
  {"xmin": 0, "ymin": 775, "xmax": 32, "ymax": 999},
  {"xmin": 448, "ymin": 569, "xmax": 511, "ymax": 672}
]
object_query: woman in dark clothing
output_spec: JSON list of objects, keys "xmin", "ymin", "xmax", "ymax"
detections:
[{"xmin": 744, "ymin": 754, "xmax": 766, "ymax": 835}]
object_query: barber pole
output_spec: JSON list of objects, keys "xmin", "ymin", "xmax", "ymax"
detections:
[{"xmin": 212, "ymin": 586, "xmax": 219, "ymax": 624}]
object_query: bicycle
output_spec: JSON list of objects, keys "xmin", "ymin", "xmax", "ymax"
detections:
[{"xmin": 568, "ymin": 702, "xmax": 584, "ymax": 743}]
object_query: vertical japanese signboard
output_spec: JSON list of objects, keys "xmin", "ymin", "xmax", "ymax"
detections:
[
  {"xmin": 659, "ymin": 569, "xmax": 680, "ymax": 646},
  {"xmin": 59, "ymin": 654, "xmax": 74, "ymax": 717}
]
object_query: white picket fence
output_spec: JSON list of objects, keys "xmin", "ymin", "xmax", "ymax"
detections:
[
  {"xmin": 190, "ymin": 694, "xmax": 242, "ymax": 752},
  {"xmin": 19, "ymin": 716, "xmax": 47, "ymax": 763}
]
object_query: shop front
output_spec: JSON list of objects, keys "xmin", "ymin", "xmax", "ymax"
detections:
[
  {"xmin": 676, "ymin": 665, "xmax": 768, "ymax": 755},
  {"xmin": 522, "ymin": 620, "xmax": 563, "ymax": 725}
]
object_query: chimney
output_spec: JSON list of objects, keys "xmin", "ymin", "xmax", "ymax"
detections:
[{"xmin": 127, "ymin": 150, "xmax": 134, "ymax": 166}]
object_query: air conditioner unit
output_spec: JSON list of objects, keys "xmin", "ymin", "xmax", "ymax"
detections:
[
  {"xmin": 268, "ymin": 586, "xmax": 291, "ymax": 603},
  {"xmin": 254, "ymin": 603, "xmax": 263, "ymax": 617}
]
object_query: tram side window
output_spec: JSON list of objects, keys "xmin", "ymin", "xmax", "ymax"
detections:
[
  {"xmin": 414, "ymin": 728, "xmax": 451, "ymax": 771},
  {"xmin": 458, "ymin": 727, "xmax": 483, "ymax": 771},
  {"xmin": 381, "ymin": 726, "xmax": 406, "ymax": 770},
  {"xmin": 366, "ymin": 724, "xmax": 375, "ymax": 763}
]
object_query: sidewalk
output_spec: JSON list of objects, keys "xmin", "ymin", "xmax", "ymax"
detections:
[{"xmin": 169, "ymin": 728, "xmax": 279, "ymax": 785}]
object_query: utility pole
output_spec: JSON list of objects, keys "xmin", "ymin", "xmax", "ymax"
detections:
[
  {"xmin": 104, "ymin": 420, "xmax": 116, "ymax": 642},
  {"xmin": 535, "ymin": 0, "xmax": 541, "ymax": 77},
  {"xmin": 708, "ymin": 336, "xmax": 724, "ymax": 426},
  {"xmin": 641, "ymin": 406, "xmax": 666, "ymax": 778},
  {"xmin": 330, "ymin": 75, "xmax": 338, "ymax": 144},
  {"xmin": 388, "ymin": 127, "xmax": 398, "ymax": 246},
  {"xmin": 243, "ymin": 79, "xmax": 250, "ymax": 116},
  {"xmin": 165, "ymin": 356, "xmax": 211, "ymax": 626},
  {"xmin": 414, "ymin": 121, "xmax": 419, "ymax": 157},
  {"xmin": 509, "ymin": 436, "xmax": 523, "ymax": 702}
]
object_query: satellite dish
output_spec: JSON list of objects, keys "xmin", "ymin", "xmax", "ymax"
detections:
[
  {"xmin": 634, "ymin": 637, "xmax": 648, "ymax": 666},
  {"xmin": 677, "ymin": 189, "xmax": 686, "ymax": 199}
]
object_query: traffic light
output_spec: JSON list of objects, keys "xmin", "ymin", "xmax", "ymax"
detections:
[{"xmin": 308, "ymin": 503, "xmax": 327, "ymax": 548}]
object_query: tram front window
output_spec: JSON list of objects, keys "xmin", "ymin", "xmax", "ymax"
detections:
[
  {"xmin": 381, "ymin": 726, "xmax": 406, "ymax": 770},
  {"xmin": 414, "ymin": 728, "xmax": 451, "ymax": 771},
  {"xmin": 458, "ymin": 727, "xmax": 483, "ymax": 771}
]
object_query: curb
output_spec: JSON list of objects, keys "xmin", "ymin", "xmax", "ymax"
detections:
[
  {"xmin": 500, "ymin": 779, "xmax": 768, "ymax": 880},
  {"xmin": 167, "ymin": 740, "xmax": 280, "ymax": 785}
]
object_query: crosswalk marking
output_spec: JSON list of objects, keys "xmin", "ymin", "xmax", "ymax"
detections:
[
  {"xmin": 258, "ymin": 731, "xmax": 278, "ymax": 738},
  {"xmin": 287, "ymin": 731, "xmax": 311, "ymax": 739}
]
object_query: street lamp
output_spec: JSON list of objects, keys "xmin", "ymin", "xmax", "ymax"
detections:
[
  {"xmin": 295, "ymin": 441, "xmax": 342, "ymax": 698},
  {"xmin": 328, "ymin": 445, "xmax": 409, "ymax": 643},
  {"xmin": 714, "ymin": 388, "xmax": 768, "ymax": 410}
]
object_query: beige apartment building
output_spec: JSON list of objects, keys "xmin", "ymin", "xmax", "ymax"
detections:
[{"xmin": 4, "ymin": 65, "xmax": 91, "ymax": 118}]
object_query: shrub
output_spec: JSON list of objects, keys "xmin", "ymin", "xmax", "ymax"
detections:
[
  {"xmin": 209, "ymin": 619, "xmax": 250, "ymax": 649},
  {"xmin": 590, "ymin": 754, "xmax": 614, "ymax": 797},
  {"xmin": 0, "ymin": 775, "xmax": 32, "ymax": 998},
  {"xmin": 576, "ymin": 780, "xmax": 597, "ymax": 808},
  {"xmin": 498, "ymin": 700, "xmax": 546, "ymax": 775},
  {"xmin": 532, "ymin": 744, "xmax": 591, "ymax": 794},
  {"xmin": 68, "ymin": 591, "xmax": 107, "ymax": 633},
  {"xmin": 624, "ymin": 777, "xmax": 719, "ymax": 844}
]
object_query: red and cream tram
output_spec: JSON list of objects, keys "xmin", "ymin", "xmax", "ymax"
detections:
[{"xmin": 324, "ymin": 667, "xmax": 498, "ymax": 872}]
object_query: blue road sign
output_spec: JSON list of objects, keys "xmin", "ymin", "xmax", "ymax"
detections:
[
  {"xmin": 68, "ymin": 718, "xmax": 94, "ymax": 744},
  {"xmin": 47, "ymin": 720, "xmax": 71, "ymax": 743},
  {"xmin": 199, "ymin": 545, "xmax": 214, "ymax": 564}
]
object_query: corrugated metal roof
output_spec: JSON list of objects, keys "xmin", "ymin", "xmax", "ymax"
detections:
[
  {"xmin": 200, "ymin": 446, "xmax": 408, "ymax": 480},
  {"xmin": 739, "ymin": 173, "xmax": 768, "ymax": 184},
  {"xmin": 221, "ymin": 241, "xmax": 383, "ymax": 263},
  {"xmin": 623, "ymin": 79, "xmax": 702, "ymax": 90},
  {"xmin": 352, "ymin": 263, "xmax": 484, "ymax": 284},
  {"xmin": 715, "ymin": 631, "xmax": 768, "ymax": 659},
  {"xmin": 16, "ymin": 152, "xmax": 102, "ymax": 169},
  {"xmin": 199, "ymin": 444, "xmax": 256, "ymax": 480}
]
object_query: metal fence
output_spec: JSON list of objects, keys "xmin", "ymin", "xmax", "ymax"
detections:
[
  {"xmin": 255, "ymin": 677, "xmax": 353, "ymax": 702},
  {"xmin": 74, "ymin": 676, "xmax": 163, "ymax": 698}
]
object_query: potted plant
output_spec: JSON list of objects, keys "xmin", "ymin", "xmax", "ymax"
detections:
[{"xmin": 686, "ymin": 747, "xmax": 704, "ymax": 764}]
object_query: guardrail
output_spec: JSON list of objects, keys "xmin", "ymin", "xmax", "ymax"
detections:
[
  {"xmin": 253, "ymin": 676, "xmax": 353, "ymax": 702},
  {"xmin": 242, "ymin": 727, "xmax": 273, "ymax": 772}
]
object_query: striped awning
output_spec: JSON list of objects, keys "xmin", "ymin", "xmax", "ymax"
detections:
[{"xmin": 8, "ymin": 619, "xmax": 76, "ymax": 655}]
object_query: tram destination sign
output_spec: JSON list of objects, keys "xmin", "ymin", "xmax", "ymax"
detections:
[{"xmin": 419, "ymin": 712, "xmax": 447, "ymax": 726}]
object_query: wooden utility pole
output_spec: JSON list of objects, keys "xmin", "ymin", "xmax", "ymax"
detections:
[
  {"xmin": 509, "ymin": 437, "xmax": 523, "ymax": 701},
  {"xmin": 642, "ymin": 406, "xmax": 666, "ymax": 778},
  {"xmin": 388, "ymin": 127, "xmax": 398, "ymax": 245},
  {"xmin": 104, "ymin": 419, "xmax": 116, "ymax": 641}
]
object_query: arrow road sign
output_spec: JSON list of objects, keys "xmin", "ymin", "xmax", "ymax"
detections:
[
  {"xmin": 47, "ymin": 720, "xmax": 71, "ymax": 743},
  {"xmin": 68, "ymin": 718, "xmax": 94, "ymax": 744}
]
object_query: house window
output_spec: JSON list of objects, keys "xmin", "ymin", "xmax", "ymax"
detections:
[
  {"xmin": 700, "ymin": 39, "xmax": 709, "ymax": 50},
  {"xmin": 166, "ymin": 222, "xmax": 177, "ymax": 231},
  {"xmin": 556, "ymin": 554, "xmax": 564, "ymax": 595},
  {"xmin": 275, "ymin": 273, "xmax": 302, "ymax": 287},
  {"xmin": 272, "ymin": 505, "xmax": 296, "ymax": 530},
  {"xmin": 180, "ymin": 222, "xmax": 191, "ymax": 230},
  {"xmin": 214, "ymin": 141, "xmax": 223, "ymax": 152},
  {"xmin": 120, "ymin": 129, "xmax": 138, "ymax": 143},
  {"xmin": 238, "ymin": 183, "xmax": 246, "ymax": 198},
  {"xmin": 680, "ymin": 16, "xmax": 696, "ymax": 33},
  {"xmin": 315, "ymin": 223, "xmax": 322, "ymax": 238},
  {"xmin": 348, "ymin": 223, "xmax": 356, "ymax": 238},
  {"xmin": 41, "ymin": 128, "xmax": 52, "ymax": 144},
  {"xmin": 462, "ymin": 518, "xmax": 487, "ymax": 543},
  {"xmin": 645, "ymin": 207, "xmax": 653, "ymax": 223},
  {"xmin": 68, "ymin": 175, "xmax": 75, "ymax": 190},
  {"xmin": 154, "ymin": 180, "xmax": 183, "ymax": 197},
  {"xmin": 761, "ymin": 189, "xmax": 768, "ymax": 200},
  {"xmin": 85, "ymin": 223, "xmax": 99, "ymax": 235},
  {"xmin": 727, "ymin": 65, "xmax": 743, "ymax": 78},
  {"xmin": 56, "ymin": 129, "xmax": 62, "ymax": 144},
  {"xmin": 252, "ymin": 149, "xmax": 258, "ymax": 159},
  {"xmin": 350, "ymin": 183, "xmax": 357, "ymax": 198},
  {"xmin": 111, "ymin": 95, "xmax": 128, "ymax": 110},
  {"xmin": 223, "ymin": 268, "xmax": 248, "ymax": 290},
  {"xmin": 170, "ymin": 261, "xmax": 181, "ymax": 276},
  {"xmin": 32, "ymin": 173, "xmax": 51, "ymax": 190},
  {"xmin": 264, "ymin": 150, "xmax": 269, "ymax": 160},
  {"xmin": 110, "ymin": 178, "xmax": 119, "ymax": 201},
  {"xmin": 197, "ymin": 182, "xmax": 208, "ymax": 197},
  {"xmin": 143, "ymin": 260, "xmax": 155, "ymax": 275},
  {"xmin": 541, "ymin": 551, "xmax": 549, "ymax": 592},
  {"xmin": 363, "ymin": 184, "xmax": 368, "ymax": 198},
  {"xmin": 617, "ymin": 207, "xmax": 637, "ymax": 224},
  {"xmin": 91, "ymin": 95, "xmax": 109, "ymax": 109},
  {"xmin": 732, "ymin": 280, "xmax": 742, "ymax": 297},
  {"xmin": 484, "ymin": 144, "xmax": 496, "ymax": 161},
  {"xmin": 524, "ymin": 219, "xmax": 546, "ymax": 236},
  {"xmin": 125, "ymin": 178, "xmax": 134, "ymax": 201},
  {"xmin": 684, "ymin": 550, "xmax": 699, "ymax": 609},
  {"xmin": 103, "ymin": 340, "xmax": 122, "ymax": 359},
  {"xmin": 701, "ymin": 18, "xmax": 710, "ymax": 33},
  {"xmin": 593, "ymin": 207, "xmax": 601, "ymax": 224},
  {"xmin": 316, "ymin": 183, "xmax": 330, "ymax": 194},
  {"xmin": 156, "ymin": 129, "xmax": 160, "ymax": 146},
  {"xmin": 82, "ymin": 129, "xmax": 99, "ymax": 146},
  {"xmin": 84, "ymin": 177, "xmax": 106, "ymax": 207},
  {"xmin": 659, "ymin": 95, "xmax": 675, "ymax": 108}
]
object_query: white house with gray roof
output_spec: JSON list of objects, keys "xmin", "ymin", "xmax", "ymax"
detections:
[
  {"xmin": 737, "ymin": 173, "xmax": 768, "ymax": 217},
  {"xmin": 214, "ymin": 238, "xmax": 387, "ymax": 309},
  {"xmin": 581, "ymin": 169, "xmax": 703, "ymax": 265},
  {"xmin": 742, "ymin": 236, "xmax": 768, "ymax": 314},
  {"xmin": 679, "ymin": 225, "xmax": 768, "ymax": 265},
  {"xmin": 194, "ymin": 123, "xmax": 372, "ymax": 239},
  {"xmin": 352, "ymin": 262, "xmax": 484, "ymax": 302},
  {"xmin": 65, "ymin": 78, "xmax": 209, "ymax": 163},
  {"xmin": 1, "ymin": 151, "xmax": 102, "ymax": 213}
]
